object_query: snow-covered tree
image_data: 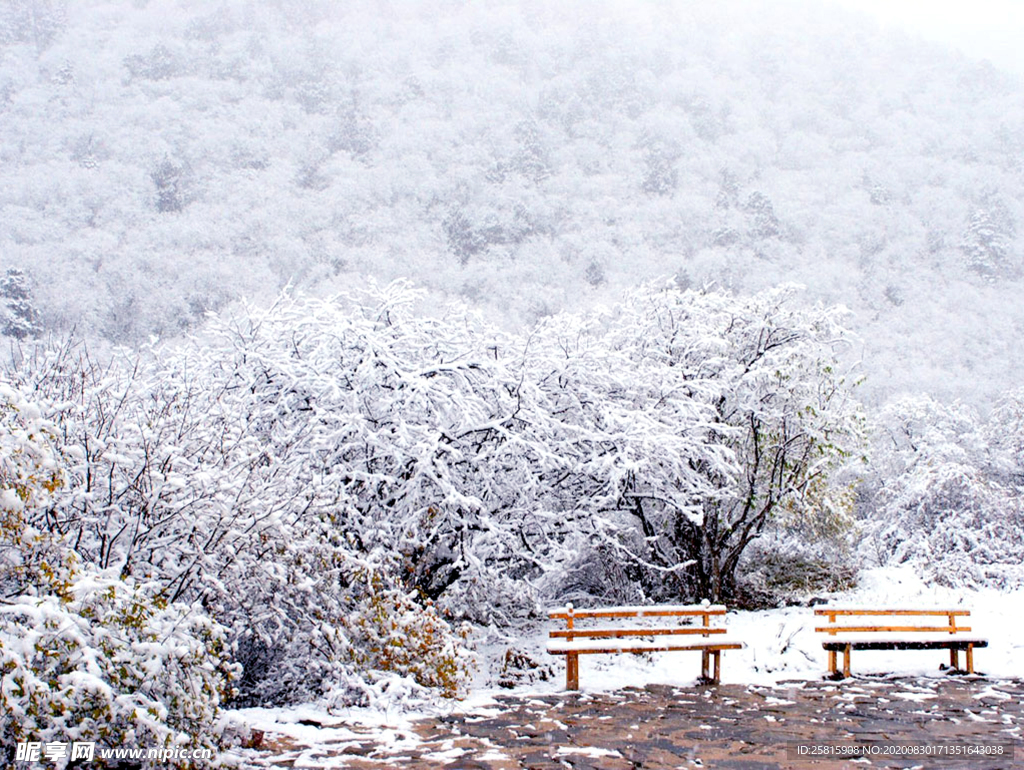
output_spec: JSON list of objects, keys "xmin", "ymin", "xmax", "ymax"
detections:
[
  {"xmin": 987, "ymin": 388, "xmax": 1024, "ymax": 488},
  {"xmin": 151, "ymin": 156, "xmax": 193, "ymax": 213},
  {"xmin": 960, "ymin": 205, "xmax": 1016, "ymax": 280},
  {"xmin": 861, "ymin": 395, "xmax": 1024, "ymax": 588},
  {"xmin": 1, "ymin": 268, "xmax": 41, "ymax": 341},
  {"xmin": 511, "ymin": 282, "xmax": 864, "ymax": 604},
  {"xmin": 602, "ymin": 283, "xmax": 864, "ymax": 602}
]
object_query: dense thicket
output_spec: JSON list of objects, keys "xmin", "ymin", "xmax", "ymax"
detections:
[
  {"xmin": 2, "ymin": 281, "xmax": 863, "ymax": 721},
  {"xmin": 0, "ymin": 383, "xmax": 237, "ymax": 768},
  {"xmin": 0, "ymin": 0, "xmax": 1022, "ymax": 402}
]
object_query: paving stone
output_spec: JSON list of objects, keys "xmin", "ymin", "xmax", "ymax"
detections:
[{"xmin": 248, "ymin": 676, "xmax": 1024, "ymax": 768}]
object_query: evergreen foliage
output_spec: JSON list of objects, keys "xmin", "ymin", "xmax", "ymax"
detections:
[{"xmin": 0, "ymin": 269, "xmax": 41, "ymax": 341}]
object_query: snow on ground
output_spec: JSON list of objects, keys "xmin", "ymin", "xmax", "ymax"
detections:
[{"xmin": 225, "ymin": 566, "xmax": 1024, "ymax": 764}]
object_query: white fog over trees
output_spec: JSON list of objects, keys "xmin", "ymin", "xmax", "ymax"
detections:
[
  {"xmin": 1, "ymin": 0, "xmax": 1022, "ymax": 401},
  {"xmin": 1, "ymin": 0, "xmax": 1023, "ymax": 763}
]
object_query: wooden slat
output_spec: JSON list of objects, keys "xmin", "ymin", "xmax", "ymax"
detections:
[
  {"xmin": 549, "ymin": 627, "xmax": 726, "ymax": 639},
  {"xmin": 814, "ymin": 625, "xmax": 969, "ymax": 634},
  {"xmin": 549, "ymin": 608, "xmax": 726, "ymax": 620},
  {"xmin": 821, "ymin": 639, "xmax": 988, "ymax": 651},
  {"xmin": 813, "ymin": 609, "xmax": 970, "ymax": 617},
  {"xmin": 549, "ymin": 643, "xmax": 744, "ymax": 655}
]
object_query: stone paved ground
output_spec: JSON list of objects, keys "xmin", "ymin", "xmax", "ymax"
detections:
[{"xmin": 252, "ymin": 677, "xmax": 1023, "ymax": 769}]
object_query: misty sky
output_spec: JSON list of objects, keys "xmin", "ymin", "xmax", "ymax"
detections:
[{"xmin": 834, "ymin": 0, "xmax": 1024, "ymax": 75}]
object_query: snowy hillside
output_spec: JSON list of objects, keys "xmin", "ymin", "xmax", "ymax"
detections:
[{"xmin": 1, "ymin": 0, "xmax": 1023, "ymax": 403}]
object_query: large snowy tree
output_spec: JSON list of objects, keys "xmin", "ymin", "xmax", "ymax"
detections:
[
  {"xmin": 498, "ymin": 281, "xmax": 865, "ymax": 604},
  {"xmin": 585, "ymin": 282, "xmax": 865, "ymax": 602}
]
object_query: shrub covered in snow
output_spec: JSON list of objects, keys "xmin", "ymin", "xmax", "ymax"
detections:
[
  {"xmin": 735, "ymin": 534, "xmax": 859, "ymax": 609},
  {"xmin": 0, "ymin": 573, "xmax": 237, "ymax": 768},
  {"xmin": 860, "ymin": 394, "xmax": 1024, "ymax": 588},
  {"xmin": 0, "ymin": 382, "xmax": 66, "ymax": 599},
  {"xmin": 0, "ymin": 385, "xmax": 237, "ymax": 767},
  {"xmin": 6, "ymin": 287, "xmax": 496, "ymax": 705},
  {"xmin": 343, "ymin": 568, "xmax": 475, "ymax": 699}
]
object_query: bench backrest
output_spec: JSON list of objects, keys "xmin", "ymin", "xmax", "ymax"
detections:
[
  {"xmin": 814, "ymin": 608, "xmax": 971, "ymax": 635},
  {"xmin": 549, "ymin": 603, "xmax": 728, "ymax": 643}
]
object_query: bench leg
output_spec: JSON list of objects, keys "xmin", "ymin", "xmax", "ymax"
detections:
[
  {"xmin": 966, "ymin": 645, "xmax": 974, "ymax": 674},
  {"xmin": 950, "ymin": 648, "xmax": 959, "ymax": 671},
  {"xmin": 712, "ymin": 651, "xmax": 721, "ymax": 684},
  {"xmin": 828, "ymin": 650, "xmax": 837, "ymax": 676},
  {"xmin": 566, "ymin": 652, "xmax": 579, "ymax": 691},
  {"xmin": 842, "ymin": 644, "xmax": 851, "ymax": 679},
  {"xmin": 701, "ymin": 650, "xmax": 710, "ymax": 681}
]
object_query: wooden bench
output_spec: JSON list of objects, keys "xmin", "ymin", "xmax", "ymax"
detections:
[
  {"xmin": 814, "ymin": 608, "xmax": 988, "ymax": 679},
  {"xmin": 547, "ymin": 603, "xmax": 744, "ymax": 690}
]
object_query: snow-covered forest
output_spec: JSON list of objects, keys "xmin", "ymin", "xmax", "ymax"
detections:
[
  {"xmin": 2, "ymin": 0, "xmax": 1023, "ymax": 401},
  {"xmin": 2, "ymin": 0, "xmax": 1024, "ymax": 765}
]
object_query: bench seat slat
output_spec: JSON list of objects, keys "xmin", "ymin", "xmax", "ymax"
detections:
[
  {"xmin": 821, "ymin": 638, "xmax": 988, "ymax": 652},
  {"xmin": 549, "ymin": 627, "xmax": 726, "ymax": 640},
  {"xmin": 548, "ymin": 639, "xmax": 745, "ymax": 654}
]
